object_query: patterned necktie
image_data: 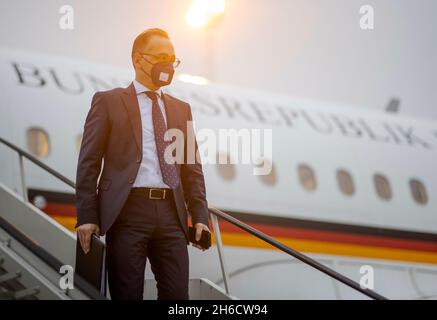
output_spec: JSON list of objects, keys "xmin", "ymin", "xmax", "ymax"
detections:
[{"xmin": 145, "ymin": 91, "xmax": 180, "ymax": 189}]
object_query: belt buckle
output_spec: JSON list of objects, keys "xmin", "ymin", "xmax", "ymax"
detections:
[{"xmin": 148, "ymin": 188, "xmax": 165, "ymax": 200}]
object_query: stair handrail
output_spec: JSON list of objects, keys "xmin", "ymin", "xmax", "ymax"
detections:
[
  {"xmin": 208, "ymin": 207, "xmax": 387, "ymax": 300},
  {"xmin": 0, "ymin": 137, "xmax": 388, "ymax": 300}
]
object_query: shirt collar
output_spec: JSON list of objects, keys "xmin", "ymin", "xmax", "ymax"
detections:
[{"xmin": 133, "ymin": 79, "xmax": 164, "ymax": 99}]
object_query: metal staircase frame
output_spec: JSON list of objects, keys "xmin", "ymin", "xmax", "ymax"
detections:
[{"xmin": 0, "ymin": 137, "xmax": 388, "ymax": 300}]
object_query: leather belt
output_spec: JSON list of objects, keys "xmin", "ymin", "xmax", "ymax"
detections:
[{"xmin": 130, "ymin": 187, "xmax": 172, "ymax": 200}]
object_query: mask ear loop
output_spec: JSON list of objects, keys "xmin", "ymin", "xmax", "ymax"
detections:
[{"xmin": 137, "ymin": 54, "xmax": 153, "ymax": 80}]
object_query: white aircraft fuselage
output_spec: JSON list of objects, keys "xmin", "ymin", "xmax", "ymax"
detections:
[{"xmin": 1, "ymin": 48, "xmax": 436, "ymax": 299}]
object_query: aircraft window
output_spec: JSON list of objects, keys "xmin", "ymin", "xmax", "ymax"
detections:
[
  {"xmin": 409, "ymin": 178, "xmax": 428, "ymax": 205},
  {"xmin": 216, "ymin": 152, "xmax": 235, "ymax": 181},
  {"xmin": 255, "ymin": 158, "xmax": 277, "ymax": 186},
  {"xmin": 337, "ymin": 169, "xmax": 355, "ymax": 195},
  {"xmin": 76, "ymin": 133, "xmax": 83, "ymax": 153},
  {"xmin": 298, "ymin": 164, "xmax": 317, "ymax": 191},
  {"xmin": 373, "ymin": 174, "xmax": 392, "ymax": 200},
  {"xmin": 26, "ymin": 127, "xmax": 50, "ymax": 158}
]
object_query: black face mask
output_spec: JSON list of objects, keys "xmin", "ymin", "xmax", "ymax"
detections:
[{"xmin": 139, "ymin": 57, "xmax": 175, "ymax": 87}]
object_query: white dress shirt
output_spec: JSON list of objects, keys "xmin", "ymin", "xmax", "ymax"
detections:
[{"xmin": 132, "ymin": 79, "xmax": 170, "ymax": 188}]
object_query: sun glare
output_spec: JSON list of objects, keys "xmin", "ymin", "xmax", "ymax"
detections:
[{"xmin": 185, "ymin": 0, "xmax": 226, "ymax": 28}]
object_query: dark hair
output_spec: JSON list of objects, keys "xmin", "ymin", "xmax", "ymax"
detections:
[{"xmin": 131, "ymin": 28, "xmax": 170, "ymax": 62}]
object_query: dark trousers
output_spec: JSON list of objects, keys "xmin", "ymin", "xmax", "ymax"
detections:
[{"xmin": 106, "ymin": 190, "xmax": 189, "ymax": 300}]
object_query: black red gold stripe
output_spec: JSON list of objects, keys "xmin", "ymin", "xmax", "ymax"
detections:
[{"xmin": 28, "ymin": 188, "xmax": 437, "ymax": 265}]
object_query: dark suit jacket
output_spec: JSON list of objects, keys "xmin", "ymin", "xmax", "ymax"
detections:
[{"xmin": 75, "ymin": 82, "xmax": 209, "ymax": 243}]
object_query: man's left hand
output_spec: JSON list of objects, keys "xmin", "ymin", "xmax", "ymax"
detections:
[{"xmin": 192, "ymin": 222, "xmax": 210, "ymax": 251}]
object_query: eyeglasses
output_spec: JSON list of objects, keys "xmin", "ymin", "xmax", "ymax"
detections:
[{"xmin": 139, "ymin": 52, "xmax": 181, "ymax": 68}]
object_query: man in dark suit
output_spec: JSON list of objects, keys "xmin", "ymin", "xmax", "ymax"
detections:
[{"xmin": 75, "ymin": 28, "xmax": 210, "ymax": 300}]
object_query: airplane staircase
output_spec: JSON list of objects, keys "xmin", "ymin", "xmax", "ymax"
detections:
[{"xmin": 0, "ymin": 137, "xmax": 388, "ymax": 300}]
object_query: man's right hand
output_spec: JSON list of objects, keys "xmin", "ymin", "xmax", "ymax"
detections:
[{"xmin": 76, "ymin": 223, "xmax": 100, "ymax": 254}]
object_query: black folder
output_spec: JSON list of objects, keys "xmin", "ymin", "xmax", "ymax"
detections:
[{"xmin": 75, "ymin": 234, "xmax": 107, "ymax": 296}]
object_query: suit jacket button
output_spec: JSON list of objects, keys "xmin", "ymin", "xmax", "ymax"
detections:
[{"xmin": 128, "ymin": 179, "xmax": 134, "ymax": 184}]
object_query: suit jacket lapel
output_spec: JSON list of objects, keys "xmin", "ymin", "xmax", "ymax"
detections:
[
  {"xmin": 120, "ymin": 85, "xmax": 181, "ymax": 172},
  {"xmin": 121, "ymin": 82, "xmax": 142, "ymax": 153},
  {"xmin": 162, "ymin": 92, "xmax": 182, "ymax": 173},
  {"xmin": 161, "ymin": 92, "xmax": 178, "ymax": 130}
]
